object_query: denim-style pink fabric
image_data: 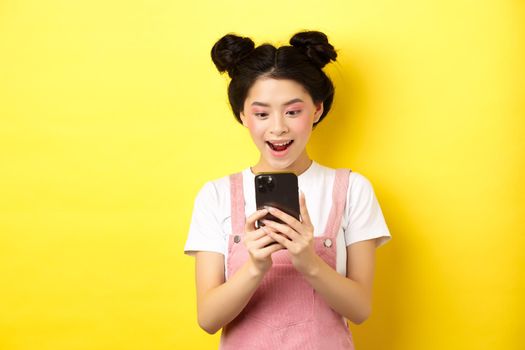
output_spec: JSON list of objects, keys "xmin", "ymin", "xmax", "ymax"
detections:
[{"xmin": 220, "ymin": 169, "xmax": 355, "ymax": 350}]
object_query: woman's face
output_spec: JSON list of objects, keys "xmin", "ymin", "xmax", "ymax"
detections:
[{"xmin": 240, "ymin": 78, "xmax": 323, "ymax": 174}]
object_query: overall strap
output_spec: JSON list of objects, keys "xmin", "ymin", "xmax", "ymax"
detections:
[
  {"xmin": 323, "ymin": 169, "xmax": 351, "ymax": 238},
  {"xmin": 229, "ymin": 172, "xmax": 246, "ymax": 235}
]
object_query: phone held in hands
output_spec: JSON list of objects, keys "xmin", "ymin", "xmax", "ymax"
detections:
[{"xmin": 254, "ymin": 172, "xmax": 300, "ymax": 229}]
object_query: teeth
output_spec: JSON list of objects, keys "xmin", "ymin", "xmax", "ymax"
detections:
[{"xmin": 271, "ymin": 141, "xmax": 292, "ymax": 146}]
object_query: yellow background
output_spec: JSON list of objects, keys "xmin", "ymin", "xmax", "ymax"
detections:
[{"xmin": 1, "ymin": 0, "xmax": 524, "ymax": 349}]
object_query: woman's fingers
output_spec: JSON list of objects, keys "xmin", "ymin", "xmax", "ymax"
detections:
[
  {"xmin": 244, "ymin": 226, "xmax": 279, "ymax": 249},
  {"xmin": 244, "ymin": 227, "xmax": 268, "ymax": 242},
  {"xmin": 259, "ymin": 241, "xmax": 285, "ymax": 255},
  {"xmin": 265, "ymin": 229, "xmax": 292, "ymax": 249},
  {"xmin": 249, "ymin": 232, "xmax": 278, "ymax": 249},
  {"xmin": 262, "ymin": 219, "xmax": 301, "ymax": 241},
  {"xmin": 266, "ymin": 207, "xmax": 303, "ymax": 233},
  {"xmin": 245, "ymin": 208, "xmax": 269, "ymax": 232}
]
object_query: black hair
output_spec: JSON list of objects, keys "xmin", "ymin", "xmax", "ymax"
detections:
[{"xmin": 211, "ymin": 30, "xmax": 337, "ymax": 126}]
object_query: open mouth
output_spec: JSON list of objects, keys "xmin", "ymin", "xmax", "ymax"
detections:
[{"xmin": 266, "ymin": 140, "xmax": 294, "ymax": 152}]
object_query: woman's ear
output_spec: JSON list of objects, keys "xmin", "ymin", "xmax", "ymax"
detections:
[
  {"xmin": 313, "ymin": 102, "xmax": 324, "ymax": 124},
  {"xmin": 239, "ymin": 111, "xmax": 248, "ymax": 127}
]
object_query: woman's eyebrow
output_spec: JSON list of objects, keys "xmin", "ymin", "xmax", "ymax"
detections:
[{"xmin": 251, "ymin": 98, "xmax": 304, "ymax": 107}]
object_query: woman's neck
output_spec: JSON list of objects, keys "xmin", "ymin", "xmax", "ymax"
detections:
[{"xmin": 250, "ymin": 152, "xmax": 313, "ymax": 176}]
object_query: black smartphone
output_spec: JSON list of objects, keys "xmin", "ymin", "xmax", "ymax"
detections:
[{"xmin": 254, "ymin": 172, "xmax": 300, "ymax": 228}]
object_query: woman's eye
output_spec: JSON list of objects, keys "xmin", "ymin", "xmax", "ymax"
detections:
[
  {"xmin": 254, "ymin": 113, "xmax": 268, "ymax": 118},
  {"xmin": 286, "ymin": 110, "xmax": 301, "ymax": 116}
]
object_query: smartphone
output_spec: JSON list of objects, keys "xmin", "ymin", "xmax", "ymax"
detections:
[{"xmin": 254, "ymin": 172, "xmax": 300, "ymax": 228}]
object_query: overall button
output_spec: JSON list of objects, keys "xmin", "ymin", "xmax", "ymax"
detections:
[
  {"xmin": 323, "ymin": 238, "xmax": 333, "ymax": 248},
  {"xmin": 233, "ymin": 235, "xmax": 241, "ymax": 243}
]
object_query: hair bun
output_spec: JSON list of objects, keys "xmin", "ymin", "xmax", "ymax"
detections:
[
  {"xmin": 211, "ymin": 34, "xmax": 255, "ymax": 77},
  {"xmin": 289, "ymin": 31, "xmax": 337, "ymax": 68}
]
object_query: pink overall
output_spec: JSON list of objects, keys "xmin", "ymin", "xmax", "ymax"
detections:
[{"xmin": 220, "ymin": 169, "xmax": 355, "ymax": 350}]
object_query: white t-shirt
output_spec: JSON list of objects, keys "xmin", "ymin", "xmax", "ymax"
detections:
[{"xmin": 184, "ymin": 161, "xmax": 391, "ymax": 276}]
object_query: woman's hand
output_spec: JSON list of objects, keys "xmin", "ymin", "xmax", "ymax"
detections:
[
  {"xmin": 261, "ymin": 192, "xmax": 320, "ymax": 276},
  {"xmin": 243, "ymin": 208, "xmax": 284, "ymax": 276}
]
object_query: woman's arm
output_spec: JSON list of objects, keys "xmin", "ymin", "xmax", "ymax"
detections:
[
  {"xmin": 195, "ymin": 251, "xmax": 263, "ymax": 334},
  {"xmin": 300, "ymin": 239, "xmax": 376, "ymax": 324},
  {"xmin": 194, "ymin": 209, "xmax": 283, "ymax": 334}
]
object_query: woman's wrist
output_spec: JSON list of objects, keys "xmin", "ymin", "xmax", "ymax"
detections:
[
  {"xmin": 296, "ymin": 253, "xmax": 323, "ymax": 279},
  {"xmin": 245, "ymin": 259, "xmax": 268, "ymax": 279}
]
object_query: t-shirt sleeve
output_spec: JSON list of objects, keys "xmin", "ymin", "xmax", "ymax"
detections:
[
  {"xmin": 344, "ymin": 172, "xmax": 391, "ymax": 248},
  {"xmin": 184, "ymin": 181, "xmax": 227, "ymax": 256}
]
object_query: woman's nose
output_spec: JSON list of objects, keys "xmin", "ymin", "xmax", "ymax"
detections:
[{"xmin": 270, "ymin": 115, "xmax": 288, "ymax": 135}]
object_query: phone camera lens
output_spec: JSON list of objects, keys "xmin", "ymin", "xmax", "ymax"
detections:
[{"xmin": 266, "ymin": 176, "xmax": 275, "ymax": 191}]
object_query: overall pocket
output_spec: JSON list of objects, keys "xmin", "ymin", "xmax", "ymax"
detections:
[{"xmin": 242, "ymin": 263, "xmax": 314, "ymax": 329}]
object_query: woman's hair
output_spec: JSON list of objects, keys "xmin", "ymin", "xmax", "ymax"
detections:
[{"xmin": 211, "ymin": 30, "xmax": 337, "ymax": 126}]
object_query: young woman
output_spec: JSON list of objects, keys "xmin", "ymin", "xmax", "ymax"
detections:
[{"xmin": 184, "ymin": 30, "xmax": 391, "ymax": 349}]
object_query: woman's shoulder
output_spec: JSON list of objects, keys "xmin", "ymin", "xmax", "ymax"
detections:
[
  {"xmin": 311, "ymin": 161, "xmax": 368, "ymax": 182},
  {"xmin": 349, "ymin": 171, "xmax": 374, "ymax": 189},
  {"xmin": 310, "ymin": 161, "xmax": 377, "ymax": 197}
]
